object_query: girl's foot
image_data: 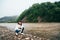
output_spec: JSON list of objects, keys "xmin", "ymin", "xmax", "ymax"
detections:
[
  {"xmin": 21, "ymin": 33, "xmax": 24, "ymax": 35},
  {"xmin": 15, "ymin": 33, "xmax": 18, "ymax": 36}
]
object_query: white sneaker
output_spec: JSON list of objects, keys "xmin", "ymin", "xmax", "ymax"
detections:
[
  {"xmin": 21, "ymin": 33, "xmax": 24, "ymax": 35},
  {"xmin": 16, "ymin": 33, "xmax": 18, "ymax": 35}
]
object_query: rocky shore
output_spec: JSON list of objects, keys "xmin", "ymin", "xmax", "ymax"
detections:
[{"xmin": 0, "ymin": 26, "xmax": 51, "ymax": 40}]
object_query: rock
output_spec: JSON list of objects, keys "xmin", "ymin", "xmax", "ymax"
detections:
[
  {"xmin": 47, "ymin": 39, "xmax": 50, "ymax": 40},
  {"xmin": 39, "ymin": 38, "xmax": 42, "ymax": 40},
  {"xmin": 0, "ymin": 26, "xmax": 51, "ymax": 40},
  {"xmin": 37, "ymin": 37, "xmax": 39, "ymax": 38},
  {"xmin": 31, "ymin": 38, "xmax": 34, "ymax": 40},
  {"xmin": 34, "ymin": 36, "xmax": 37, "ymax": 38},
  {"xmin": 25, "ymin": 37, "xmax": 31, "ymax": 40},
  {"xmin": 1, "ymin": 35, "xmax": 5, "ymax": 37}
]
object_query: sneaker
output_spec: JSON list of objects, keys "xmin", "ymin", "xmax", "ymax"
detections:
[
  {"xmin": 15, "ymin": 33, "xmax": 18, "ymax": 35},
  {"xmin": 21, "ymin": 33, "xmax": 24, "ymax": 35}
]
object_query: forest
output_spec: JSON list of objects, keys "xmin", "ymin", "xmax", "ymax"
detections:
[{"xmin": 17, "ymin": 1, "xmax": 60, "ymax": 22}]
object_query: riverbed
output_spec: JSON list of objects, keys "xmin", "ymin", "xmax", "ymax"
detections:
[
  {"xmin": 0, "ymin": 23, "xmax": 60, "ymax": 40},
  {"xmin": 0, "ymin": 23, "xmax": 60, "ymax": 33}
]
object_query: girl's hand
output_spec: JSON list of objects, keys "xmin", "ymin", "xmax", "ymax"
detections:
[{"xmin": 19, "ymin": 28, "xmax": 21, "ymax": 29}]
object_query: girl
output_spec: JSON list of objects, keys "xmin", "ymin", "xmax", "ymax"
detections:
[{"xmin": 15, "ymin": 21, "xmax": 24, "ymax": 36}]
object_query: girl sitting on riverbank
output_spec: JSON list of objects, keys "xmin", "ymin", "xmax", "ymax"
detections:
[{"xmin": 15, "ymin": 21, "xmax": 24, "ymax": 36}]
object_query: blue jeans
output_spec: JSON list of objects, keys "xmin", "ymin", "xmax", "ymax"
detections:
[
  {"xmin": 15, "ymin": 30, "xmax": 20, "ymax": 33},
  {"xmin": 15, "ymin": 27, "xmax": 24, "ymax": 33}
]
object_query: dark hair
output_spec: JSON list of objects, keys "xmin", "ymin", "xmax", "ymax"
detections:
[
  {"xmin": 19, "ymin": 20, "xmax": 22, "ymax": 22},
  {"xmin": 18, "ymin": 21, "xmax": 22, "ymax": 24}
]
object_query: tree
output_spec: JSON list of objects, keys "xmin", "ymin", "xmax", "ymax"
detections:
[{"xmin": 17, "ymin": 1, "xmax": 60, "ymax": 22}]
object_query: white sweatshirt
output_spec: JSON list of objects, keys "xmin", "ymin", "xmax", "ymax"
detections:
[{"xmin": 15, "ymin": 24, "xmax": 24, "ymax": 30}]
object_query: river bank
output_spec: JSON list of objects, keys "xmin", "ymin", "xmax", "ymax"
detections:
[
  {"xmin": 0, "ymin": 23, "xmax": 60, "ymax": 40},
  {"xmin": 0, "ymin": 26, "xmax": 50, "ymax": 40}
]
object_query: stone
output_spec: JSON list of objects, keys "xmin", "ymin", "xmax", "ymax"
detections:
[{"xmin": 25, "ymin": 37, "xmax": 31, "ymax": 40}]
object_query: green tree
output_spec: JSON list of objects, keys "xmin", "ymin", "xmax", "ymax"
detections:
[{"xmin": 17, "ymin": 1, "xmax": 60, "ymax": 22}]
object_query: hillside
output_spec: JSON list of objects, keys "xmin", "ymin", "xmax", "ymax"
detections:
[
  {"xmin": 17, "ymin": 1, "xmax": 60, "ymax": 22},
  {"xmin": 0, "ymin": 16, "xmax": 18, "ymax": 23}
]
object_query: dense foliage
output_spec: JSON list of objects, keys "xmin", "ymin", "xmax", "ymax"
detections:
[{"xmin": 17, "ymin": 1, "xmax": 60, "ymax": 22}]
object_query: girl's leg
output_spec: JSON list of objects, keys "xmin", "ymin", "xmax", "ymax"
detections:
[
  {"xmin": 15, "ymin": 30, "xmax": 20, "ymax": 35},
  {"xmin": 21, "ymin": 27, "xmax": 24, "ymax": 33}
]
